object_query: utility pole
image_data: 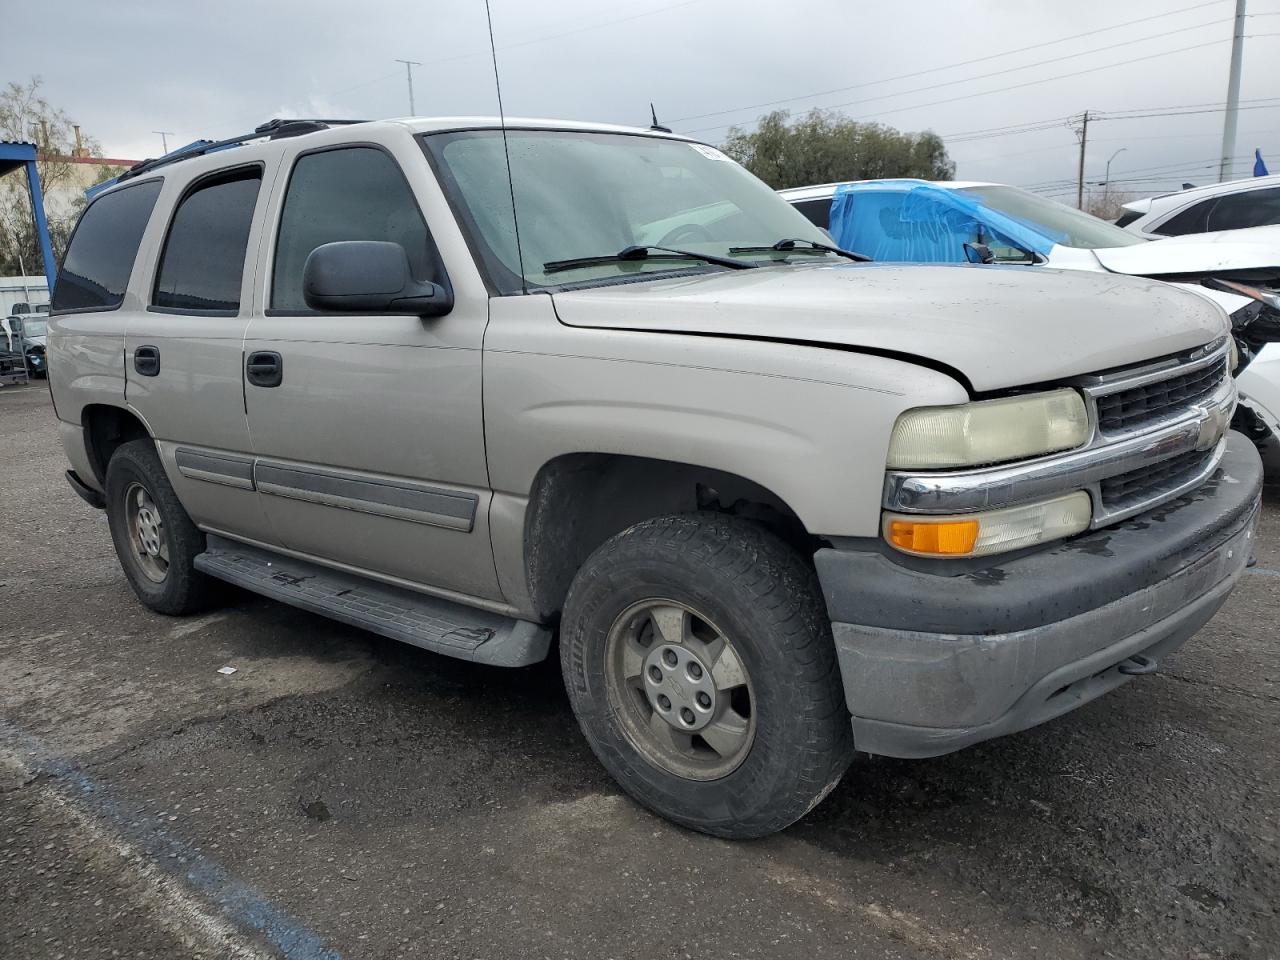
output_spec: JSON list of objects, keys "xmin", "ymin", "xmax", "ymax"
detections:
[
  {"xmin": 1218, "ymin": 0, "xmax": 1247, "ymax": 182},
  {"xmin": 1075, "ymin": 110, "xmax": 1090, "ymax": 210},
  {"xmin": 394, "ymin": 59, "xmax": 423, "ymax": 115},
  {"xmin": 153, "ymin": 130, "xmax": 174, "ymax": 154}
]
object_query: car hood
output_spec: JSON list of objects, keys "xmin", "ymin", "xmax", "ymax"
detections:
[
  {"xmin": 1092, "ymin": 228, "xmax": 1280, "ymax": 277},
  {"xmin": 550, "ymin": 262, "xmax": 1227, "ymax": 391}
]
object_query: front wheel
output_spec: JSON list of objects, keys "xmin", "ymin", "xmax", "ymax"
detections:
[{"xmin": 560, "ymin": 514, "xmax": 854, "ymax": 839}]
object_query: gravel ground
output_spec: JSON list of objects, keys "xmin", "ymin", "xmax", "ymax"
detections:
[{"xmin": 1, "ymin": 382, "xmax": 1277, "ymax": 960}]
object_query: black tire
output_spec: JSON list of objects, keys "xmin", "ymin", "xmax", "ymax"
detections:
[
  {"xmin": 105, "ymin": 438, "xmax": 214, "ymax": 615},
  {"xmin": 560, "ymin": 513, "xmax": 854, "ymax": 839}
]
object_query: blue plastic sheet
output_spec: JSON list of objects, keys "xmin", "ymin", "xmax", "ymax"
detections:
[{"xmin": 827, "ymin": 180, "xmax": 1057, "ymax": 263}]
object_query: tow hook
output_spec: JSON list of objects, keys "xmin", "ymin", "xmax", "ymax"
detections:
[{"xmin": 1118, "ymin": 654, "xmax": 1159, "ymax": 676}]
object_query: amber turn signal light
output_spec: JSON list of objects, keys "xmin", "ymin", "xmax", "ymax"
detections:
[{"xmin": 886, "ymin": 518, "xmax": 980, "ymax": 556}]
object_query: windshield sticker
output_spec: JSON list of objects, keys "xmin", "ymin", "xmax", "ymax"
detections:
[{"xmin": 690, "ymin": 143, "xmax": 732, "ymax": 162}]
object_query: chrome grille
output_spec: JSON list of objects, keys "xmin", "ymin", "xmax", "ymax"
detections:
[
  {"xmin": 1098, "ymin": 448, "xmax": 1216, "ymax": 513},
  {"xmin": 1095, "ymin": 355, "xmax": 1228, "ymax": 435},
  {"xmin": 883, "ymin": 338, "xmax": 1237, "ymax": 529}
]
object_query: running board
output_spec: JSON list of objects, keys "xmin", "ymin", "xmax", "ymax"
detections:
[{"xmin": 194, "ymin": 536, "xmax": 550, "ymax": 667}]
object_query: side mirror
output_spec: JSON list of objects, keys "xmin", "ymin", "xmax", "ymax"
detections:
[
  {"xmin": 963, "ymin": 242, "xmax": 995, "ymax": 264},
  {"xmin": 302, "ymin": 241, "xmax": 453, "ymax": 317}
]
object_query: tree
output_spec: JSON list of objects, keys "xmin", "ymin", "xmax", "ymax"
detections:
[
  {"xmin": 721, "ymin": 109, "xmax": 955, "ymax": 191},
  {"xmin": 1083, "ymin": 190, "xmax": 1137, "ymax": 223},
  {"xmin": 0, "ymin": 77, "xmax": 122, "ymax": 277}
]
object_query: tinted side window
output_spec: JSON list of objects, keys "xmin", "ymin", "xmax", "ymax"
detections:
[
  {"xmin": 790, "ymin": 198, "xmax": 832, "ymax": 231},
  {"xmin": 1153, "ymin": 199, "xmax": 1212, "ymax": 236},
  {"xmin": 153, "ymin": 169, "xmax": 262, "ymax": 312},
  {"xmin": 1205, "ymin": 187, "xmax": 1280, "ymax": 232},
  {"xmin": 52, "ymin": 179, "xmax": 162, "ymax": 312},
  {"xmin": 1113, "ymin": 210, "xmax": 1141, "ymax": 228},
  {"xmin": 272, "ymin": 147, "xmax": 442, "ymax": 311}
]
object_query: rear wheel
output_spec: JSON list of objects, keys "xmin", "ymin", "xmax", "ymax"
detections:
[
  {"xmin": 105, "ymin": 439, "xmax": 213, "ymax": 615},
  {"xmin": 560, "ymin": 513, "xmax": 853, "ymax": 839}
]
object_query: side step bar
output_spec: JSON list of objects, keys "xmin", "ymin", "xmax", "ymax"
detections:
[{"xmin": 194, "ymin": 536, "xmax": 550, "ymax": 667}]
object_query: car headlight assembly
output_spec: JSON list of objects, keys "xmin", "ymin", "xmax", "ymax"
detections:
[
  {"xmin": 884, "ymin": 491, "xmax": 1093, "ymax": 558},
  {"xmin": 886, "ymin": 388, "xmax": 1090, "ymax": 470}
]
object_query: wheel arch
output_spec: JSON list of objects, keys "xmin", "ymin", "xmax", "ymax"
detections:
[
  {"xmin": 519, "ymin": 452, "xmax": 817, "ymax": 622},
  {"xmin": 81, "ymin": 403, "xmax": 154, "ymax": 485}
]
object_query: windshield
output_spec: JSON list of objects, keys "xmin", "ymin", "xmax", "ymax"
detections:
[
  {"xmin": 22, "ymin": 319, "xmax": 47, "ymax": 337},
  {"xmin": 958, "ymin": 185, "xmax": 1144, "ymax": 250},
  {"xmin": 423, "ymin": 129, "xmax": 835, "ymax": 291}
]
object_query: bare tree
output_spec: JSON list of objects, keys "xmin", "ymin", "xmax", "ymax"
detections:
[
  {"xmin": 1083, "ymin": 190, "xmax": 1138, "ymax": 223},
  {"xmin": 0, "ymin": 77, "xmax": 120, "ymax": 276}
]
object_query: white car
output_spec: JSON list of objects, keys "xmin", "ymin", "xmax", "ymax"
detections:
[
  {"xmin": 1116, "ymin": 174, "xmax": 1280, "ymax": 239},
  {"xmin": 780, "ymin": 179, "xmax": 1280, "ymax": 448}
]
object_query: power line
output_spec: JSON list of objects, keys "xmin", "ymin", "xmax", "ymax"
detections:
[
  {"xmin": 1021, "ymin": 154, "xmax": 1257, "ymax": 191},
  {"xmin": 942, "ymin": 96, "xmax": 1280, "ymax": 143},
  {"xmin": 686, "ymin": 35, "xmax": 1253, "ymax": 137},
  {"xmin": 670, "ymin": 0, "xmax": 1227, "ymax": 125}
]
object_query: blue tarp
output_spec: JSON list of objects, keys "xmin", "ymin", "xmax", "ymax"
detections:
[{"xmin": 828, "ymin": 180, "xmax": 1058, "ymax": 263}]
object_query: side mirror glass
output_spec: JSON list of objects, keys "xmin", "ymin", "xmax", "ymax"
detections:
[
  {"xmin": 302, "ymin": 241, "xmax": 453, "ymax": 317},
  {"xmin": 963, "ymin": 242, "xmax": 994, "ymax": 264}
]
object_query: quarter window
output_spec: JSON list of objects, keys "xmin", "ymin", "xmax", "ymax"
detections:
[
  {"xmin": 790, "ymin": 198, "xmax": 832, "ymax": 231},
  {"xmin": 1156, "ymin": 187, "xmax": 1280, "ymax": 236},
  {"xmin": 52, "ymin": 179, "xmax": 162, "ymax": 312},
  {"xmin": 271, "ymin": 147, "xmax": 441, "ymax": 311},
  {"xmin": 153, "ymin": 168, "xmax": 262, "ymax": 313},
  {"xmin": 1205, "ymin": 187, "xmax": 1280, "ymax": 232}
]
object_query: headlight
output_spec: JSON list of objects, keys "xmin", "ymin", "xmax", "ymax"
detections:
[
  {"xmin": 1209, "ymin": 278, "xmax": 1280, "ymax": 312},
  {"xmin": 884, "ymin": 491, "xmax": 1092, "ymax": 558},
  {"xmin": 886, "ymin": 388, "xmax": 1089, "ymax": 469}
]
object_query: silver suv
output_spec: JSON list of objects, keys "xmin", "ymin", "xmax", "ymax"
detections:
[{"xmin": 49, "ymin": 117, "xmax": 1263, "ymax": 838}]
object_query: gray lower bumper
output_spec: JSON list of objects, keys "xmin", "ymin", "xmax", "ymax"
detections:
[{"xmin": 821, "ymin": 434, "xmax": 1263, "ymax": 759}]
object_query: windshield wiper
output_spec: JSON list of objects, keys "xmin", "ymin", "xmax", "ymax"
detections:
[
  {"xmin": 543, "ymin": 244, "xmax": 758, "ymax": 275},
  {"xmin": 729, "ymin": 238, "xmax": 872, "ymax": 262}
]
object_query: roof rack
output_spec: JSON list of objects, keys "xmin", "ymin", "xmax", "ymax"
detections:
[{"xmin": 119, "ymin": 117, "xmax": 367, "ymax": 181}]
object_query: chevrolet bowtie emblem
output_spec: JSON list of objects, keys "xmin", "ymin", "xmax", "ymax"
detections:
[{"xmin": 1194, "ymin": 401, "xmax": 1232, "ymax": 452}]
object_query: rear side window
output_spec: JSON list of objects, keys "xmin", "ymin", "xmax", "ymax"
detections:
[
  {"xmin": 271, "ymin": 147, "xmax": 442, "ymax": 312},
  {"xmin": 153, "ymin": 168, "xmax": 262, "ymax": 313},
  {"xmin": 1113, "ymin": 210, "xmax": 1141, "ymax": 228},
  {"xmin": 52, "ymin": 179, "xmax": 162, "ymax": 312}
]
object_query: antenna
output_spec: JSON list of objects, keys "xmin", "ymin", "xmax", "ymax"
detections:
[
  {"xmin": 649, "ymin": 104, "xmax": 671, "ymax": 134},
  {"xmin": 483, "ymin": 0, "xmax": 527, "ymax": 294}
]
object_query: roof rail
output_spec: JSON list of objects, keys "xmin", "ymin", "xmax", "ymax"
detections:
[{"xmin": 118, "ymin": 117, "xmax": 367, "ymax": 182}]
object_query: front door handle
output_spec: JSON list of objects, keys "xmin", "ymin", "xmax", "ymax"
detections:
[
  {"xmin": 246, "ymin": 351, "xmax": 283, "ymax": 388},
  {"xmin": 134, "ymin": 345, "xmax": 160, "ymax": 377}
]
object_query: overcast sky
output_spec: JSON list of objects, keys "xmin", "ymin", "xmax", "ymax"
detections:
[{"xmin": 10, "ymin": 0, "xmax": 1280, "ymax": 200}]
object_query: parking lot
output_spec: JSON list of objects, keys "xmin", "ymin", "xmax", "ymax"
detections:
[{"xmin": 0, "ymin": 382, "xmax": 1277, "ymax": 959}]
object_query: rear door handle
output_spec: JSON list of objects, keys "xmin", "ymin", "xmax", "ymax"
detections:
[
  {"xmin": 134, "ymin": 345, "xmax": 160, "ymax": 377},
  {"xmin": 246, "ymin": 351, "xmax": 283, "ymax": 388}
]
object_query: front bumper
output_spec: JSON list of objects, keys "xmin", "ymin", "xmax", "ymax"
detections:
[{"xmin": 815, "ymin": 431, "xmax": 1263, "ymax": 759}]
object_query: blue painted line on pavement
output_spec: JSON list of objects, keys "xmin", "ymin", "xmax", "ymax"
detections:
[
  {"xmin": 1247, "ymin": 566, "xmax": 1280, "ymax": 578},
  {"xmin": 0, "ymin": 718, "xmax": 343, "ymax": 960}
]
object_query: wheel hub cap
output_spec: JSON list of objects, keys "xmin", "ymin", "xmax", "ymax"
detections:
[
  {"xmin": 124, "ymin": 482, "xmax": 169, "ymax": 583},
  {"xmin": 604, "ymin": 599, "xmax": 756, "ymax": 781},
  {"xmin": 643, "ymin": 643, "xmax": 717, "ymax": 732}
]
